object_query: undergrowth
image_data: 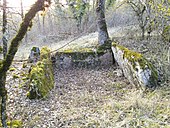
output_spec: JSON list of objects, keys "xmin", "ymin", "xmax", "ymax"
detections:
[{"xmin": 54, "ymin": 83, "xmax": 170, "ymax": 127}]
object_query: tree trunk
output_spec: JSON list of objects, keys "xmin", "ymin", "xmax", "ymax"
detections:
[
  {"xmin": 1, "ymin": 2, "xmax": 8, "ymax": 126},
  {"xmin": 2, "ymin": 0, "xmax": 8, "ymax": 59},
  {"xmin": 96, "ymin": 0, "xmax": 109, "ymax": 45},
  {"xmin": 0, "ymin": 73, "xmax": 7, "ymax": 128},
  {"xmin": 0, "ymin": 0, "xmax": 51, "ymax": 127}
]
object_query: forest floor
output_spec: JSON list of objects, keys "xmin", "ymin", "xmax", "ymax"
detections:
[
  {"xmin": 3, "ymin": 26, "xmax": 170, "ymax": 127},
  {"xmin": 6, "ymin": 61, "xmax": 170, "ymax": 128}
]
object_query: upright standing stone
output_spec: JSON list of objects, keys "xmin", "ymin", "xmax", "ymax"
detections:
[
  {"xmin": 28, "ymin": 47, "xmax": 40, "ymax": 63},
  {"xmin": 112, "ymin": 42, "xmax": 158, "ymax": 90}
]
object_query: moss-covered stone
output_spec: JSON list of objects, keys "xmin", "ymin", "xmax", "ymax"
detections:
[
  {"xmin": 40, "ymin": 47, "xmax": 51, "ymax": 60},
  {"xmin": 112, "ymin": 42, "xmax": 158, "ymax": 89},
  {"xmin": 54, "ymin": 45, "xmax": 113, "ymax": 68},
  {"xmin": 27, "ymin": 47, "xmax": 54, "ymax": 99}
]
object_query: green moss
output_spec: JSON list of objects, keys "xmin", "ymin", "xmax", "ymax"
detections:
[
  {"xmin": 22, "ymin": 63, "xmax": 27, "ymax": 68},
  {"xmin": 59, "ymin": 46, "xmax": 109, "ymax": 60},
  {"xmin": 0, "ymin": 60, "xmax": 3, "ymax": 68},
  {"xmin": 9, "ymin": 67, "xmax": 16, "ymax": 71},
  {"xmin": 0, "ymin": 46, "xmax": 2, "ymax": 54},
  {"xmin": 58, "ymin": 47, "xmax": 96, "ymax": 61},
  {"xmin": 162, "ymin": 25, "xmax": 170, "ymax": 41},
  {"xmin": 32, "ymin": 47, "xmax": 38, "ymax": 52},
  {"xmin": 13, "ymin": 74, "xmax": 20, "ymax": 79},
  {"xmin": 0, "ymin": 120, "xmax": 23, "ymax": 128},
  {"xmin": 112, "ymin": 42, "xmax": 147, "ymax": 68},
  {"xmin": 27, "ymin": 47, "xmax": 54, "ymax": 99},
  {"xmin": 112, "ymin": 42, "xmax": 158, "ymax": 85},
  {"xmin": 97, "ymin": 41, "xmax": 111, "ymax": 50},
  {"xmin": 22, "ymin": 76, "xmax": 29, "ymax": 81},
  {"xmin": 40, "ymin": 47, "xmax": 51, "ymax": 60},
  {"xmin": 7, "ymin": 120, "xmax": 23, "ymax": 128},
  {"xmin": 61, "ymin": 47, "xmax": 94, "ymax": 53}
]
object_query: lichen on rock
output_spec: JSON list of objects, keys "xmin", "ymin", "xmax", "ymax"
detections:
[
  {"xmin": 27, "ymin": 47, "xmax": 54, "ymax": 99},
  {"xmin": 112, "ymin": 42, "xmax": 158, "ymax": 89}
]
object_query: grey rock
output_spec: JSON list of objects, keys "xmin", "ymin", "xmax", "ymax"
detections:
[
  {"xmin": 28, "ymin": 47, "xmax": 40, "ymax": 63},
  {"xmin": 112, "ymin": 42, "xmax": 158, "ymax": 89}
]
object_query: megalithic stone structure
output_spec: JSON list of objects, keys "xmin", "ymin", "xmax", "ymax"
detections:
[{"xmin": 111, "ymin": 42, "xmax": 158, "ymax": 90}]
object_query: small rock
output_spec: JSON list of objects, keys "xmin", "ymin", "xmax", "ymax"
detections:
[{"xmin": 44, "ymin": 108, "xmax": 50, "ymax": 112}]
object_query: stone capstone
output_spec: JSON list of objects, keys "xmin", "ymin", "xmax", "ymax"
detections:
[
  {"xmin": 53, "ymin": 48, "xmax": 113, "ymax": 69},
  {"xmin": 112, "ymin": 42, "xmax": 158, "ymax": 89}
]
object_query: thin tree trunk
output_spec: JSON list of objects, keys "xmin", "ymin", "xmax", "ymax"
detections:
[
  {"xmin": 96, "ymin": 0, "xmax": 109, "ymax": 45},
  {"xmin": 2, "ymin": 0, "xmax": 8, "ymax": 59},
  {"xmin": 0, "ymin": 0, "xmax": 51, "ymax": 127}
]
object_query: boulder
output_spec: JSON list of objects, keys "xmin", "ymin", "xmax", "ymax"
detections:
[
  {"xmin": 112, "ymin": 42, "xmax": 158, "ymax": 89},
  {"xmin": 27, "ymin": 47, "xmax": 54, "ymax": 99}
]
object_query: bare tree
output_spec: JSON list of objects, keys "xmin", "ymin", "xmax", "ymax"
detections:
[
  {"xmin": 0, "ymin": 0, "xmax": 51, "ymax": 127},
  {"xmin": 127, "ymin": 0, "xmax": 147, "ymax": 39},
  {"xmin": 96, "ymin": 0, "xmax": 109, "ymax": 45}
]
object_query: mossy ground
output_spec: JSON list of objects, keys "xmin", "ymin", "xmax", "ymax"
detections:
[{"xmin": 0, "ymin": 120, "xmax": 23, "ymax": 128}]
